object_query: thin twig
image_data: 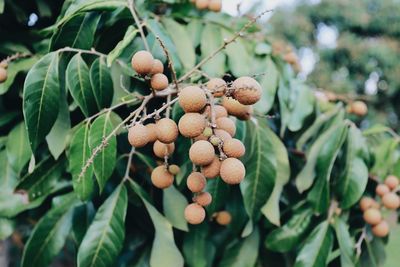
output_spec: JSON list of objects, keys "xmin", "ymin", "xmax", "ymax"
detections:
[
  {"xmin": 127, "ymin": 0, "xmax": 150, "ymax": 51},
  {"xmin": 1, "ymin": 52, "xmax": 32, "ymax": 64},
  {"xmin": 355, "ymin": 227, "xmax": 367, "ymax": 258},
  {"xmin": 123, "ymin": 148, "xmax": 136, "ymax": 180},
  {"xmin": 85, "ymin": 96, "xmax": 141, "ymax": 122},
  {"xmin": 56, "ymin": 47, "xmax": 106, "ymax": 57},
  {"xmin": 155, "ymin": 36, "xmax": 180, "ymax": 91}
]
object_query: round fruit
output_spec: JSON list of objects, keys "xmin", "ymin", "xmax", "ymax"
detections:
[
  {"xmin": 214, "ymin": 129, "xmax": 232, "ymax": 142},
  {"xmin": 201, "ymin": 156, "xmax": 221, "ymax": 178},
  {"xmin": 283, "ymin": 52, "xmax": 298, "ymax": 65},
  {"xmin": 203, "ymin": 127, "xmax": 213, "ymax": 138},
  {"xmin": 189, "ymin": 140, "xmax": 215, "ymax": 166},
  {"xmin": 232, "ymin": 76, "xmax": 262, "ymax": 105},
  {"xmin": 382, "ymin": 193, "xmax": 400, "ymax": 210},
  {"xmin": 207, "ymin": 78, "xmax": 226, "ymax": 97},
  {"xmin": 209, "ymin": 135, "xmax": 222, "ymax": 146},
  {"xmin": 187, "ymin": 172, "xmax": 207, "ymax": 193},
  {"xmin": 350, "ymin": 101, "xmax": 368, "ymax": 116},
  {"xmin": 223, "ymin": 138, "xmax": 245, "ymax": 158},
  {"xmin": 203, "ymin": 105, "xmax": 228, "ymax": 119},
  {"xmin": 215, "ymin": 211, "xmax": 232, "ymax": 225},
  {"xmin": 0, "ymin": 67, "xmax": 7, "ymax": 83},
  {"xmin": 376, "ymin": 184, "xmax": 390, "ymax": 197},
  {"xmin": 360, "ymin": 197, "xmax": 377, "ymax": 212},
  {"xmin": 220, "ymin": 158, "xmax": 245, "ymax": 184},
  {"xmin": 195, "ymin": 0, "xmax": 209, "ymax": 10},
  {"xmin": 363, "ymin": 208, "xmax": 382, "ymax": 225},
  {"xmin": 216, "ymin": 117, "xmax": 236, "ymax": 137},
  {"xmin": 178, "ymin": 113, "xmax": 206, "ymax": 138},
  {"xmin": 151, "ymin": 165, "xmax": 174, "ymax": 189},
  {"xmin": 156, "ymin": 118, "xmax": 178, "ymax": 144},
  {"xmin": 208, "ymin": 0, "xmax": 222, "ymax": 12},
  {"xmin": 222, "ymin": 97, "xmax": 253, "ymax": 120},
  {"xmin": 153, "ymin": 140, "xmax": 175, "ymax": 158},
  {"xmin": 372, "ymin": 220, "xmax": 390, "ymax": 238},
  {"xmin": 131, "ymin": 50, "xmax": 154, "ymax": 75},
  {"xmin": 0, "ymin": 61, "xmax": 8, "ymax": 69},
  {"xmin": 184, "ymin": 203, "xmax": 206, "ymax": 224},
  {"xmin": 194, "ymin": 192, "xmax": 212, "ymax": 206},
  {"xmin": 385, "ymin": 175, "xmax": 399, "ymax": 190},
  {"xmin": 150, "ymin": 59, "xmax": 164, "ymax": 75},
  {"xmin": 151, "ymin": 73, "xmax": 169, "ymax": 91},
  {"xmin": 146, "ymin": 123, "xmax": 158, "ymax": 143},
  {"xmin": 179, "ymin": 86, "xmax": 207, "ymax": 112},
  {"xmin": 168, "ymin": 164, "xmax": 180, "ymax": 175},
  {"xmin": 194, "ymin": 134, "xmax": 209, "ymax": 142},
  {"xmin": 128, "ymin": 124, "xmax": 149, "ymax": 148}
]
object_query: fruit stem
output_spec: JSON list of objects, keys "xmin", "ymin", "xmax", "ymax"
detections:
[{"xmin": 155, "ymin": 36, "xmax": 180, "ymax": 91}]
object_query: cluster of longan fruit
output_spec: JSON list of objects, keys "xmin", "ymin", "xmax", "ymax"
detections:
[
  {"xmin": 272, "ymin": 41, "xmax": 301, "ymax": 71},
  {"xmin": 190, "ymin": 0, "xmax": 222, "ymax": 12},
  {"xmin": 360, "ymin": 175, "xmax": 400, "ymax": 237},
  {"xmin": 0, "ymin": 61, "xmax": 8, "ymax": 84}
]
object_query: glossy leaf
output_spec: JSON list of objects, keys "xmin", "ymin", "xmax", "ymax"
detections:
[
  {"xmin": 163, "ymin": 185, "xmax": 189, "ymax": 232},
  {"xmin": 0, "ymin": 218, "xmax": 15, "ymax": 240},
  {"xmin": 200, "ymin": 23, "xmax": 226, "ymax": 77},
  {"xmin": 221, "ymin": 28, "xmax": 251, "ymax": 77},
  {"xmin": 107, "ymin": 26, "xmax": 138, "ymax": 66},
  {"xmin": 6, "ymin": 122, "xmax": 31, "ymax": 174},
  {"xmin": 206, "ymin": 177, "xmax": 230, "ymax": 215},
  {"xmin": 183, "ymin": 224, "xmax": 215, "ymax": 267},
  {"xmin": 334, "ymin": 217, "xmax": 355, "ymax": 267},
  {"xmin": 90, "ymin": 57, "xmax": 113, "ymax": 109},
  {"xmin": 187, "ymin": 20, "xmax": 203, "ymax": 48},
  {"xmin": 0, "ymin": 150, "xmax": 18, "ymax": 193}
]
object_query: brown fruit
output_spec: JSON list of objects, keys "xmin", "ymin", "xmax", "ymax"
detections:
[
  {"xmin": 215, "ymin": 211, "xmax": 232, "ymax": 225},
  {"xmin": 153, "ymin": 140, "xmax": 175, "ymax": 158},
  {"xmin": 385, "ymin": 175, "xmax": 399, "ymax": 190},
  {"xmin": 168, "ymin": 164, "xmax": 180, "ymax": 175},
  {"xmin": 214, "ymin": 129, "xmax": 232, "ymax": 142},
  {"xmin": 156, "ymin": 118, "xmax": 178, "ymax": 144},
  {"xmin": 372, "ymin": 220, "xmax": 390, "ymax": 238},
  {"xmin": 360, "ymin": 197, "xmax": 377, "ymax": 212},
  {"xmin": 363, "ymin": 208, "xmax": 382, "ymax": 225},
  {"xmin": 178, "ymin": 113, "xmax": 206, "ymax": 138},
  {"xmin": 194, "ymin": 133, "xmax": 209, "ymax": 142},
  {"xmin": 128, "ymin": 124, "xmax": 149, "ymax": 148},
  {"xmin": 207, "ymin": 78, "xmax": 226, "ymax": 97},
  {"xmin": 189, "ymin": 140, "xmax": 215, "ymax": 166},
  {"xmin": 283, "ymin": 52, "xmax": 298, "ymax": 65},
  {"xmin": 131, "ymin": 50, "xmax": 154, "ymax": 75},
  {"xmin": 146, "ymin": 123, "xmax": 158, "ymax": 143},
  {"xmin": 208, "ymin": 0, "xmax": 222, "ymax": 12},
  {"xmin": 150, "ymin": 59, "xmax": 164, "ymax": 75},
  {"xmin": 216, "ymin": 117, "xmax": 236, "ymax": 137},
  {"xmin": 0, "ymin": 61, "xmax": 8, "ymax": 69},
  {"xmin": 184, "ymin": 203, "xmax": 206, "ymax": 224},
  {"xmin": 151, "ymin": 73, "xmax": 169, "ymax": 91},
  {"xmin": 0, "ymin": 67, "xmax": 7, "ymax": 83},
  {"xmin": 179, "ymin": 86, "xmax": 207, "ymax": 112},
  {"xmin": 151, "ymin": 165, "xmax": 174, "ymax": 189},
  {"xmin": 349, "ymin": 101, "xmax": 368, "ymax": 116},
  {"xmin": 232, "ymin": 76, "xmax": 262, "ymax": 105},
  {"xmin": 376, "ymin": 184, "xmax": 390, "ymax": 197},
  {"xmin": 201, "ymin": 156, "xmax": 221, "ymax": 178},
  {"xmin": 223, "ymin": 138, "xmax": 245, "ymax": 158},
  {"xmin": 194, "ymin": 192, "xmax": 212, "ymax": 206},
  {"xmin": 382, "ymin": 193, "xmax": 400, "ymax": 210},
  {"xmin": 220, "ymin": 158, "xmax": 245, "ymax": 184},
  {"xmin": 187, "ymin": 172, "xmax": 207, "ymax": 193},
  {"xmin": 222, "ymin": 97, "xmax": 253, "ymax": 120},
  {"xmin": 203, "ymin": 105, "xmax": 228, "ymax": 119},
  {"xmin": 195, "ymin": 0, "xmax": 209, "ymax": 10}
]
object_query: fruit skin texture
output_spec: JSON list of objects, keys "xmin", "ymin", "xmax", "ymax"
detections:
[
  {"xmin": 372, "ymin": 220, "xmax": 390, "ymax": 237},
  {"xmin": 156, "ymin": 118, "xmax": 178, "ymax": 144},
  {"xmin": 189, "ymin": 140, "xmax": 215, "ymax": 166},
  {"xmin": 0, "ymin": 67, "xmax": 7, "ymax": 83},
  {"xmin": 232, "ymin": 76, "xmax": 262, "ymax": 105},
  {"xmin": 131, "ymin": 50, "xmax": 154, "ymax": 75},
  {"xmin": 194, "ymin": 192, "xmax": 212, "ymax": 206},
  {"xmin": 195, "ymin": 0, "xmax": 209, "ymax": 10},
  {"xmin": 376, "ymin": 184, "xmax": 390, "ymax": 196},
  {"xmin": 151, "ymin": 166, "xmax": 174, "ymax": 189},
  {"xmin": 151, "ymin": 73, "xmax": 169, "ymax": 91},
  {"xmin": 220, "ymin": 158, "xmax": 246, "ymax": 184},
  {"xmin": 360, "ymin": 197, "xmax": 378, "ymax": 211},
  {"xmin": 216, "ymin": 211, "xmax": 232, "ymax": 225},
  {"xmin": 204, "ymin": 105, "xmax": 228, "ymax": 119},
  {"xmin": 214, "ymin": 129, "xmax": 232, "ymax": 142},
  {"xmin": 363, "ymin": 208, "xmax": 382, "ymax": 225},
  {"xmin": 178, "ymin": 113, "xmax": 206, "ymax": 138},
  {"xmin": 222, "ymin": 97, "xmax": 253, "ymax": 120},
  {"xmin": 150, "ymin": 59, "xmax": 164, "ymax": 75},
  {"xmin": 184, "ymin": 203, "xmax": 206, "ymax": 224},
  {"xmin": 207, "ymin": 78, "xmax": 226, "ymax": 97},
  {"xmin": 202, "ymin": 156, "xmax": 221, "ymax": 178},
  {"xmin": 349, "ymin": 101, "xmax": 368, "ymax": 116},
  {"xmin": 223, "ymin": 138, "xmax": 245, "ymax": 158},
  {"xmin": 385, "ymin": 175, "xmax": 399, "ymax": 190},
  {"xmin": 216, "ymin": 117, "xmax": 236, "ymax": 137},
  {"xmin": 208, "ymin": 0, "xmax": 222, "ymax": 12},
  {"xmin": 187, "ymin": 172, "xmax": 207, "ymax": 193},
  {"xmin": 168, "ymin": 164, "xmax": 180, "ymax": 175},
  {"xmin": 179, "ymin": 86, "xmax": 207, "ymax": 112},
  {"xmin": 382, "ymin": 193, "xmax": 400, "ymax": 210},
  {"xmin": 128, "ymin": 124, "xmax": 149, "ymax": 148},
  {"xmin": 146, "ymin": 123, "xmax": 158, "ymax": 143},
  {"xmin": 153, "ymin": 140, "xmax": 175, "ymax": 158}
]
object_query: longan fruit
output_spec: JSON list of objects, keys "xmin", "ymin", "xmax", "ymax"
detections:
[
  {"xmin": 194, "ymin": 133, "xmax": 209, "ymax": 142},
  {"xmin": 363, "ymin": 208, "xmax": 382, "ymax": 225},
  {"xmin": 385, "ymin": 175, "xmax": 399, "ymax": 190},
  {"xmin": 178, "ymin": 113, "xmax": 206, "ymax": 138},
  {"xmin": 156, "ymin": 118, "xmax": 178, "ymax": 144},
  {"xmin": 0, "ymin": 67, "xmax": 7, "ymax": 83},
  {"xmin": 195, "ymin": 0, "xmax": 209, "ymax": 10},
  {"xmin": 128, "ymin": 124, "xmax": 149, "ymax": 148},
  {"xmin": 0, "ymin": 61, "xmax": 8, "ymax": 69},
  {"xmin": 223, "ymin": 138, "xmax": 245, "ymax": 158},
  {"xmin": 209, "ymin": 135, "xmax": 222, "ymax": 146},
  {"xmin": 151, "ymin": 73, "xmax": 169, "ymax": 91},
  {"xmin": 153, "ymin": 140, "xmax": 175, "ymax": 158},
  {"xmin": 179, "ymin": 86, "xmax": 207, "ymax": 112},
  {"xmin": 222, "ymin": 97, "xmax": 253, "ymax": 120},
  {"xmin": 203, "ymin": 105, "xmax": 228, "ymax": 119},
  {"xmin": 372, "ymin": 220, "xmax": 390, "ymax": 238},
  {"xmin": 203, "ymin": 127, "xmax": 213, "ymax": 138},
  {"xmin": 215, "ymin": 211, "xmax": 232, "ymax": 225},
  {"xmin": 216, "ymin": 117, "xmax": 236, "ymax": 137},
  {"xmin": 189, "ymin": 140, "xmax": 215, "ymax": 166},
  {"xmin": 201, "ymin": 156, "xmax": 221, "ymax": 178},
  {"xmin": 207, "ymin": 78, "xmax": 227, "ymax": 97},
  {"xmin": 214, "ymin": 129, "xmax": 232, "ymax": 142},
  {"xmin": 187, "ymin": 172, "xmax": 207, "ymax": 193},
  {"xmin": 194, "ymin": 192, "xmax": 212, "ymax": 206},
  {"xmin": 376, "ymin": 184, "xmax": 390, "ymax": 197},
  {"xmin": 168, "ymin": 164, "xmax": 180, "ymax": 175},
  {"xmin": 184, "ymin": 203, "xmax": 206, "ymax": 224},
  {"xmin": 146, "ymin": 123, "xmax": 158, "ymax": 143},
  {"xmin": 220, "ymin": 158, "xmax": 245, "ymax": 184},
  {"xmin": 150, "ymin": 59, "xmax": 164, "ymax": 75},
  {"xmin": 382, "ymin": 193, "xmax": 400, "ymax": 210},
  {"xmin": 349, "ymin": 101, "xmax": 368, "ymax": 116},
  {"xmin": 283, "ymin": 52, "xmax": 298, "ymax": 65},
  {"xmin": 151, "ymin": 165, "xmax": 174, "ymax": 189},
  {"xmin": 232, "ymin": 76, "xmax": 262, "ymax": 105},
  {"xmin": 131, "ymin": 50, "xmax": 154, "ymax": 75},
  {"xmin": 208, "ymin": 0, "xmax": 222, "ymax": 12},
  {"xmin": 360, "ymin": 197, "xmax": 377, "ymax": 212}
]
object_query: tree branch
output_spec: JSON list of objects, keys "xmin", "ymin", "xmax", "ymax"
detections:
[{"xmin": 127, "ymin": 0, "xmax": 150, "ymax": 52}]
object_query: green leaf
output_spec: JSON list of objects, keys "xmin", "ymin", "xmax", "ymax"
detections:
[
  {"xmin": 0, "ymin": 218, "xmax": 15, "ymax": 240},
  {"xmin": 206, "ymin": 177, "xmax": 230, "ymax": 215},
  {"xmin": 128, "ymin": 180, "xmax": 184, "ymax": 267},
  {"xmin": 69, "ymin": 122, "xmax": 94, "ymax": 201},
  {"xmin": 0, "ymin": 150, "xmax": 18, "ymax": 193},
  {"xmin": 221, "ymin": 29, "xmax": 251, "ymax": 77},
  {"xmin": 6, "ymin": 122, "xmax": 31, "ymax": 174},
  {"xmin": 107, "ymin": 26, "xmax": 138, "ymax": 66},
  {"xmin": 294, "ymin": 221, "xmax": 334, "ymax": 267},
  {"xmin": 66, "ymin": 53, "xmax": 98, "ymax": 116},
  {"xmin": 78, "ymin": 184, "xmax": 127, "ymax": 267},
  {"xmin": 0, "ymin": 0, "xmax": 4, "ymax": 14},
  {"xmin": 334, "ymin": 217, "xmax": 355, "ymax": 267},
  {"xmin": 89, "ymin": 112, "xmax": 117, "ymax": 191},
  {"xmin": 90, "ymin": 57, "xmax": 114, "ymax": 109},
  {"xmin": 359, "ymin": 238, "xmax": 386, "ymax": 267},
  {"xmin": 187, "ymin": 20, "xmax": 203, "ymax": 48},
  {"xmin": 183, "ymin": 224, "xmax": 215, "ymax": 267},
  {"xmin": 21, "ymin": 193, "xmax": 77, "ymax": 267},
  {"xmin": 254, "ymin": 56, "xmax": 279, "ymax": 114},
  {"xmin": 163, "ymin": 185, "xmax": 189, "ymax": 231},
  {"xmin": 23, "ymin": 52, "xmax": 60, "ymax": 151},
  {"xmin": 200, "ymin": 23, "xmax": 226, "ymax": 77},
  {"xmin": 287, "ymin": 83, "xmax": 315, "ymax": 132}
]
